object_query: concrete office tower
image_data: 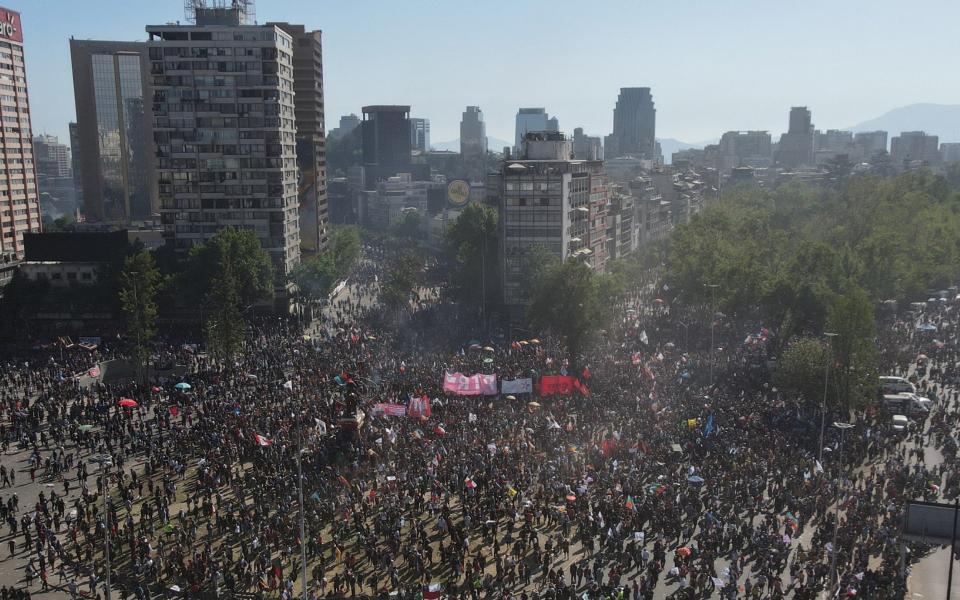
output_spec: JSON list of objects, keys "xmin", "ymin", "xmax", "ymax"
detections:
[
  {"xmin": 272, "ymin": 22, "xmax": 328, "ymax": 255},
  {"xmin": 891, "ymin": 131, "xmax": 941, "ymax": 166},
  {"xmin": 147, "ymin": 5, "xmax": 302, "ymax": 284},
  {"xmin": 70, "ymin": 39, "xmax": 156, "ymax": 224},
  {"xmin": 410, "ymin": 118, "xmax": 430, "ymax": 152},
  {"xmin": 33, "ymin": 134, "xmax": 77, "ymax": 216},
  {"xmin": 361, "ymin": 105, "xmax": 427, "ymax": 188},
  {"xmin": 460, "ymin": 106, "xmax": 486, "ymax": 157},
  {"xmin": 776, "ymin": 107, "xmax": 815, "ymax": 169},
  {"xmin": 327, "ymin": 114, "xmax": 360, "ymax": 140},
  {"xmin": 573, "ymin": 127, "xmax": 603, "ymax": 160},
  {"xmin": 853, "ymin": 131, "xmax": 888, "ymax": 159},
  {"xmin": 489, "ymin": 131, "xmax": 608, "ymax": 307},
  {"xmin": 717, "ymin": 131, "xmax": 773, "ymax": 173},
  {"xmin": 514, "ymin": 108, "xmax": 558, "ymax": 154},
  {"xmin": 0, "ymin": 7, "xmax": 42, "ymax": 258},
  {"xmin": 604, "ymin": 87, "xmax": 656, "ymax": 160}
]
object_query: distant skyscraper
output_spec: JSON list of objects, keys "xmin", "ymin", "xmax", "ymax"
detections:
[
  {"xmin": 572, "ymin": 127, "xmax": 603, "ymax": 160},
  {"xmin": 70, "ymin": 39, "xmax": 155, "ymax": 223},
  {"xmin": 409, "ymin": 118, "xmax": 430, "ymax": 152},
  {"xmin": 361, "ymin": 105, "xmax": 428, "ymax": 189},
  {"xmin": 776, "ymin": 107, "xmax": 814, "ymax": 169},
  {"xmin": 604, "ymin": 87, "xmax": 656, "ymax": 160},
  {"xmin": 460, "ymin": 106, "xmax": 486, "ymax": 157},
  {"xmin": 853, "ymin": 131, "xmax": 888, "ymax": 159},
  {"xmin": 68, "ymin": 122, "xmax": 83, "ymax": 209},
  {"xmin": 718, "ymin": 131, "xmax": 773, "ymax": 173},
  {"xmin": 0, "ymin": 6, "xmax": 42, "ymax": 258},
  {"xmin": 941, "ymin": 143, "xmax": 960, "ymax": 164},
  {"xmin": 328, "ymin": 114, "xmax": 360, "ymax": 140},
  {"xmin": 147, "ymin": 4, "xmax": 302, "ymax": 284},
  {"xmin": 514, "ymin": 108, "xmax": 558, "ymax": 154},
  {"xmin": 33, "ymin": 134, "xmax": 76, "ymax": 215},
  {"xmin": 891, "ymin": 131, "xmax": 941, "ymax": 166}
]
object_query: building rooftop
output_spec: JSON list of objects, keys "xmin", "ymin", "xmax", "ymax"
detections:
[{"xmin": 362, "ymin": 105, "xmax": 411, "ymax": 113}]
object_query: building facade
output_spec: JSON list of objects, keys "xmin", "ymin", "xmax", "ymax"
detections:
[
  {"xmin": 0, "ymin": 6, "xmax": 42, "ymax": 259},
  {"xmin": 776, "ymin": 107, "xmax": 814, "ymax": 169},
  {"xmin": 490, "ymin": 132, "xmax": 607, "ymax": 306},
  {"xmin": 891, "ymin": 131, "xmax": 941, "ymax": 167},
  {"xmin": 853, "ymin": 131, "xmax": 888, "ymax": 160},
  {"xmin": 409, "ymin": 117, "xmax": 430, "ymax": 153},
  {"xmin": 459, "ymin": 106, "xmax": 486, "ymax": 158},
  {"xmin": 717, "ymin": 131, "xmax": 772, "ymax": 173},
  {"xmin": 70, "ymin": 39, "xmax": 156, "ymax": 224},
  {"xmin": 361, "ymin": 105, "xmax": 427, "ymax": 188},
  {"xmin": 604, "ymin": 87, "xmax": 656, "ymax": 160},
  {"xmin": 513, "ymin": 108, "xmax": 558, "ymax": 155},
  {"xmin": 33, "ymin": 134, "xmax": 77, "ymax": 217},
  {"xmin": 572, "ymin": 127, "xmax": 603, "ymax": 161},
  {"xmin": 272, "ymin": 22, "xmax": 328, "ymax": 255},
  {"xmin": 327, "ymin": 113, "xmax": 359, "ymax": 140},
  {"xmin": 147, "ymin": 6, "xmax": 302, "ymax": 285}
]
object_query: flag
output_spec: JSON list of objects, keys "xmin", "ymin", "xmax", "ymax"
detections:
[
  {"xmin": 814, "ymin": 460, "xmax": 823, "ymax": 474},
  {"xmin": 506, "ymin": 486, "xmax": 518, "ymax": 498},
  {"xmin": 573, "ymin": 379, "xmax": 591, "ymax": 397},
  {"xmin": 315, "ymin": 418, "xmax": 327, "ymax": 436},
  {"xmin": 88, "ymin": 366, "xmax": 101, "ymax": 378},
  {"xmin": 625, "ymin": 496, "xmax": 635, "ymax": 511},
  {"xmin": 639, "ymin": 330, "xmax": 649, "ymax": 345},
  {"xmin": 703, "ymin": 414, "xmax": 714, "ymax": 437},
  {"xmin": 581, "ymin": 366, "xmax": 591, "ymax": 380},
  {"xmin": 631, "ymin": 353, "xmax": 641, "ymax": 365},
  {"xmin": 464, "ymin": 477, "xmax": 477, "ymax": 489},
  {"xmin": 254, "ymin": 434, "xmax": 273, "ymax": 447},
  {"xmin": 168, "ymin": 406, "xmax": 179, "ymax": 417},
  {"xmin": 711, "ymin": 577, "xmax": 725, "ymax": 589},
  {"xmin": 407, "ymin": 395, "xmax": 431, "ymax": 418},
  {"xmin": 282, "ymin": 380, "xmax": 293, "ymax": 390}
]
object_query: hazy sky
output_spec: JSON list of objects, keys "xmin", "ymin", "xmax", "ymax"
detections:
[{"xmin": 16, "ymin": 0, "xmax": 960, "ymax": 145}]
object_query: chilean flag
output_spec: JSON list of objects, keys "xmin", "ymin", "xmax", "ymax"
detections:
[{"xmin": 254, "ymin": 434, "xmax": 273, "ymax": 446}]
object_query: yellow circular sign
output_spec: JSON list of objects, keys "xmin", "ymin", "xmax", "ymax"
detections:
[{"xmin": 447, "ymin": 180, "xmax": 470, "ymax": 207}]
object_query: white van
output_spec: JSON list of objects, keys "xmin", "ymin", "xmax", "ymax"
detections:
[
  {"xmin": 892, "ymin": 414, "xmax": 908, "ymax": 432},
  {"xmin": 879, "ymin": 376, "xmax": 916, "ymax": 395}
]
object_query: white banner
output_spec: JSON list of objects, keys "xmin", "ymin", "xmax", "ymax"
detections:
[{"xmin": 502, "ymin": 378, "xmax": 533, "ymax": 394}]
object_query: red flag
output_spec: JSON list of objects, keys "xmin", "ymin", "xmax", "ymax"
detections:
[
  {"xmin": 573, "ymin": 379, "xmax": 590, "ymax": 397},
  {"xmin": 581, "ymin": 366, "xmax": 591, "ymax": 380},
  {"xmin": 168, "ymin": 405, "xmax": 179, "ymax": 417},
  {"xmin": 254, "ymin": 434, "xmax": 273, "ymax": 446},
  {"xmin": 539, "ymin": 375, "xmax": 575, "ymax": 396},
  {"xmin": 88, "ymin": 366, "xmax": 101, "ymax": 378}
]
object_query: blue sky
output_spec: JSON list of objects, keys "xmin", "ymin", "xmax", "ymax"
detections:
[{"xmin": 15, "ymin": 0, "xmax": 960, "ymax": 145}]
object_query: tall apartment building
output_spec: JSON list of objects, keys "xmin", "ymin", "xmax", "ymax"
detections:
[
  {"xmin": 572, "ymin": 127, "xmax": 603, "ymax": 161},
  {"xmin": 70, "ymin": 39, "xmax": 156, "ymax": 224},
  {"xmin": 513, "ymin": 108, "xmax": 558, "ymax": 154},
  {"xmin": 717, "ymin": 131, "xmax": 772, "ymax": 173},
  {"xmin": 604, "ymin": 87, "xmax": 656, "ymax": 160},
  {"xmin": 0, "ymin": 7, "xmax": 42, "ymax": 258},
  {"xmin": 361, "ymin": 105, "xmax": 427, "ymax": 189},
  {"xmin": 33, "ymin": 134, "xmax": 77, "ymax": 215},
  {"xmin": 489, "ymin": 131, "xmax": 607, "ymax": 306},
  {"xmin": 147, "ymin": 4, "xmax": 301, "ymax": 284},
  {"xmin": 459, "ymin": 106, "xmax": 486, "ymax": 157},
  {"xmin": 409, "ymin": 118, "xmax": 430, "ymax": 153},
  {"xmin": 776, "ymin": 107, "xmax": 814, "ymax": 169},
  {"xmin": 891, "ymin": 131, "xmax": 941, "ymax": 167},
  {"xmin": 853, "ymin": 131, "xmax": 888, "ymax": 160},
  {"xmin": 327, "ymin": 113, "xmax": 359, "ymax": 140},
  {"xmin": 271, "ymin": 22, "xmax": 328, "ymax": 254}
]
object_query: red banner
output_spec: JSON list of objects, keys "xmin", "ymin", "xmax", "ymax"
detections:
[{"xmin": 539, "ymin": 375, "xmax": 575, "ymax": 396}]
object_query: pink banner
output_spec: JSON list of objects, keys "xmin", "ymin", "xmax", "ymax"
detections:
[{"xmin": 443, "ymin": 372, "xmax": 498, "ymax": 396}]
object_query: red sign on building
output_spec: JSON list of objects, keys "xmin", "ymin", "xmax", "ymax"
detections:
[{"xmin": 0, "ymin": 8, "xmax": 21, "ymax": 44}]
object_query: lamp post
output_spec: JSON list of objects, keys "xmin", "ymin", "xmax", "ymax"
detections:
[
  {"xmin": 819, "ymin": 332, "xmax": 839, "ymax": 464},
  {"xmin": 91, "ymin": 454, "xmax": 113, "ymax": 600},
  {"xmin": 296, "ymin": 418, "xmax": 308, "ymax": 600},
  {"xmin": 704, "ymin": 284, "xmax": 719, "ymax": 387},
  {"xmin": 830, "ymin": 421, "xmax": 854, "ymax": 594}
]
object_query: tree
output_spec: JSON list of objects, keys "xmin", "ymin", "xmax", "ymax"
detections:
[
  {"xmin": 528, "ymin": 259, "xmax": 606, "ymax": 366},
  {"xmin": 826, "ymin": 288, "xmax": 878, "ymax": 412},
  {"xmin": 445, "ymin": 203, "xmax": 499, "ymax": 314},
  {"xmin": 390, "ymin": 211, "xmax": 422, "ymax": 241},
  {"xmin": 774, "ymin": 337, "xmax": 830, "ymax": 406},
  {"xmin": 327, "ymin": 226, "xmax": 361, "ymax": 278},
  {"xmin": 289, "ymin": 226, "xmax": 361, "ymax": 311},
  {"xmin": 823, "ymin": 153, "xmax": 854, "ymax": 182},
  {"xmin": 185, "ymin": 226, "xmax": 273, "ymax": 308},
  {"xmin": 380, "ymin": 243, "xmax": 422, "ymax": 321},
  {"xmin": 119, "ymin": 251, "xmax": 162, "ymax": 387},
  {"xmin": 205, "ymin": 262, "xmax": 245, "ymax": 364}
]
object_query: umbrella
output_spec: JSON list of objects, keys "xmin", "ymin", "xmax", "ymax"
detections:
[
  {"xmin": 151, "ymin": 386, "xmax": 161, "ymax": 393},
  {"xmin": 519, "ymin": 340, "xmax": 530, "ymax": 346},
  {"xmin": 77, "ymin": 424, "xmax": 95, "ymax": 432},
  {"xmin": 174, "ymin": 382, "xmax": 192, "ymax": 390},
  {"xmin": 118, "ymin": 398, "xmax": 138, "ymax": 408},
  {"xmin": 302, "ymin": 335, "xmax": 311, "ymax": 341},
  {"xmin": 469, "ymin": 343, "xmax": 482, "ymax": 350},
  {"xmin": 917, "ymin": 354, "xmax": 929, "ymax": 360},
  {"xmin": 529, "ymin": 339, "xmax": 541, "ymax": 345},
  {"xmin": 505, "ymin": 395, "xmax": 517, "ymax": 400},
  {"xmin": 917, "ymin": 323, "xmax": 938, "ymax": 332},
  {"xmin": 676, "ymin": 547, "xmax": 692, "ymax": 557},
  {"xmin": 565, "ymin": 494, "xmax": 577, "ymax": 502},
  {"xmin": 483, "ymin": 357, "xmax": 494, "ymax": 364},
  {"xmin": 464, "ymin": 477, "xmax": 477, "ymax": 489},
  {"xmin": 483, "ymin": 346, "xmax": 495, "ymax": 352},
  {"xmin": 687, "ymin": 475, "xmax": 705, "ymax": 484},
  {"xmin": 528, "ymin": 401, "xmax": 541, "ymax": 408}
]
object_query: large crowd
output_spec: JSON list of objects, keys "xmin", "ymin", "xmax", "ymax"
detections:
[{"xmin": 0, "ymin": 247, "xmax": 958, "ymax": 600}]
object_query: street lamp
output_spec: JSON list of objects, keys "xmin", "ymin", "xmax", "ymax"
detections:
[
  {"xmin": 704, "ymin": 284, "xmax": 719, "ymax": 387},
  {"xmin": 819, "ymin": 332, "xmax": 839, "ymax": 464},
  {"xmin": 830, "ymin": 421, "xmax": 854, "ymax": 594},
  {"xmin": 90, "ymin": 453, "xmax": 114, "ymax": 600}
]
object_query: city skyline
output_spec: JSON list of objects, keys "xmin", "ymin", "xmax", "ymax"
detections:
[{"xmin": 16, "ymin": 0, "xmax": 960, "ymax": 146}]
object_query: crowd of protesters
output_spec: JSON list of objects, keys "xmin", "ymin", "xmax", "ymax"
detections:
[{"xmin": 0, "ymin": 249, "xmax": 957, "ymax": 600}]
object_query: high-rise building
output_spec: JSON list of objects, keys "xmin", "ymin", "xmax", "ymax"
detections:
[
  {"xmin": 361, "ymin": 105, "xmax": 427, "ymax": 188},
  {"xmin": 776, "ymin": 107, "xmax": 814, "ymax": 169},
  {"xmin": 147, "ymin": 3, "xmax": 302, "ymax": 285},
  {"xmin": 68, "ymin": 122, "xmax": 83, "ymax": 210},
  {"xmin": 0, "ymin": 6, "xmax": 42, "ymax": 258},
  {"xmin": 459, "ymin": 106, "xmax": 486, "ymax": 157},
  {"xmin": 33, "ymin": 134, "xmax": 77, "ymax": 216},
  {"xmin": 514, "ymin": 108, "xmax": 558, "ymax": 154},
  {"xmin": 604, "ymin": 87, "xmax": 656, "ymax": 160},
  {"xmin": 327, "ymin": 114, "xmax": 360, "ymax": 140},
  {"xmin": 272, "ymin": 22, "xmax": 328, "ymax": 255},
  {"xmin": 717, "ymin": 131, "xmax": 773, "ymax": 173},
  {"xmin": 409, "ymin": 118, "xmax": 430, "ymax": 152},
  {"xmin": 853, "ymin": 131, "xmax": 888, "ymax": 160},
  {"xmin": 489, "ymin": 131, "xmax": 607, "ymax": 307},
  {"xmin": 572, "ymin": 127, "xmax": 603, "ymax": 160},
  {"xmin": 942, "ymin": 143, "xmax": 960, "ymax": 164},
  {"xmin": 70, "ymin": 39, "xmax": 156, "ymax": 224},
  {"xmin": 891, "ymin": 131, "xmax": 941, "ymax": 167}
]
